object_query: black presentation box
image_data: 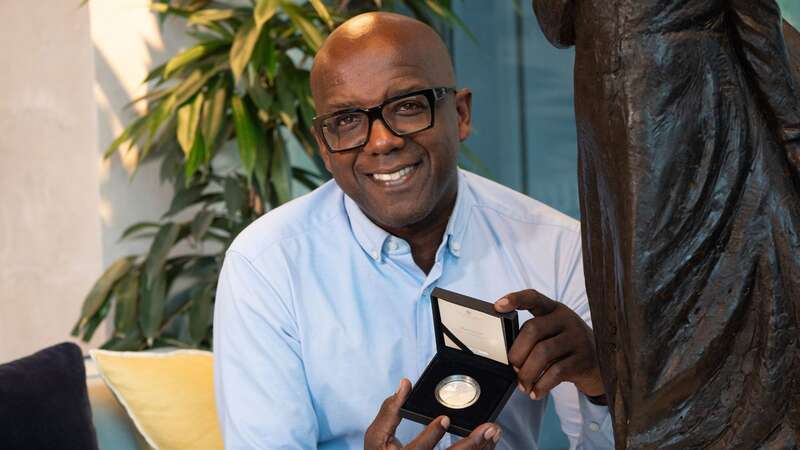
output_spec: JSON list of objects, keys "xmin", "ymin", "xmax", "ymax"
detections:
[{"xmin": 399, "ymin": 288, "xmax": 520, "ymax": 437}]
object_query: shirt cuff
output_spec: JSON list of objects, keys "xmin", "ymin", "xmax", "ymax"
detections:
[{"xmin": 578, "ymin": 393, "xmax": 614, "ymax": 449}]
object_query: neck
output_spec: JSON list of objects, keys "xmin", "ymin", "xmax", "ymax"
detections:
[{"xmin": 380, "ymin": 188, "xmax": 457, "ymax": 275}]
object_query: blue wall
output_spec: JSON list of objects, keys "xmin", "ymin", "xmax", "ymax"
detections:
[
  {"xmin": 452, "ymin": 3, "xmax": 580, "ymax": 219},
  {"xmin": 452, "ymin": 2, "xmax": 800, "ymax": 221}
]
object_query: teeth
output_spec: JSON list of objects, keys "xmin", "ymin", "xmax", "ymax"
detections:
[{"xmin": 373, "ymin": 165, "xmax": 414, "ymax": 182}]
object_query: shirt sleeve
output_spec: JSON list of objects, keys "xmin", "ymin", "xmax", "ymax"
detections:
[
  {"xmin": 553, "ymin": 229, "xmax": 615, "ymax": 449},
  {"xmin": 213, "ymin": 250, "xmax": 318, "ymax": 450}
]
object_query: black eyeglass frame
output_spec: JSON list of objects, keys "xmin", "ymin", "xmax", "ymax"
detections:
[{"xmin": 313, "ymin": 86, "xmax": 456, "ymax": 153}]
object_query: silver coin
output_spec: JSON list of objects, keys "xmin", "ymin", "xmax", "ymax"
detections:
[{"xmin": 435, "ymin": 375, "xmax": 481, "ymax": 409}]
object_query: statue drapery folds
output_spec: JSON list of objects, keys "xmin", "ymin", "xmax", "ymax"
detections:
[{"xmin": 533, "ymin": 0, "xmax": 800, "ymax": 448}]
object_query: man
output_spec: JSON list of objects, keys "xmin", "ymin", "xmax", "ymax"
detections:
[{"xmin": 214, "ymin": 12, "xmax": 614, "ymax": 449}]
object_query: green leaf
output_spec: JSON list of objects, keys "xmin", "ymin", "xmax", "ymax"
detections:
[
  {"xmin": 189, "ymin": 285, "xmax": 214, "ymax": 343},
  {"xmin": 224, "ymin": 177, "xmax": 246, "ymax": 216},
  {"xmin": 247, "ymin": 79, "xmax": 274, "ymax": 112},
  {"xmin": 164, "ymin": 42, "xmax": 225, "ymax": 78},
  {"xmin": 144, "ymin": 223, "xmax": 181, "ymax": 284},
  {"xmin": 309, "ymin": 0, "xmax": 333, "ymax": 28},
  {"xmin": 229, "ymin": 19, "xmax": 262, "ymax": 81},
  {"xmin": 124, "ymin": 87, "xmax": 171, "ymax": 109},
  {"xmin": 103, "ymin": 115, "xmax": 148, "ymax": 159},
  {"xmin": 173, "ymin": 63, "xmax": 226, "ymax": 106},
  {"xmin": 113, "ymin": 270, "xmax": 140, "ymax": 335},
  {"xmin": 254, "ymin": 130, "xmax": 272, "ymax": 201},
  {"xmin": 231, "ymin": 96, "xmax": 258, "ymax": 178},
  {"xmin": 254, "ymin": 0, "xmax": 280, "ymax": 29},
  {"xmin": 281, "ymin": 2, "xmax": 325, "ymax": 51},
  {"xmin": 271, "ymin": 132, "xmax": 292, "ymax": 204},
  {"xmin": 139, "ymin": 271, "xmax": 166, "ymax": 339},
  {"xmin": 160, "ymin": 143, "xmax": 180, "ymax": 184},
  {"xmin": 82, "ymin": 298, "xmax": 113, "ymax": 342},
  {"xmin": 275, "ymin": 73, "xmax": 297, "ymax": 129},
  {"xmin": 184, "ymin": 133, "xmax": 207, "ymax": 182},
  {"xmin": 187, "ymin": 8, "xmax": 237, "ymax": 26},
  {"xmin": 191, "ymin": 209, "xmax": 216, "ymax": 242},
  {"xmin": 101, "ymin": 330, "xmax": 145, "ymax": 351},
  {"xmin": 201, "ymin": 82, "xmax": 227, "ymax": 153},
  {"xmin": 119, "ymin": 221, "xmax": 160, "ymax": 241},
  {"xmin": 176, "ymin": 92, "xmax": 204, "ymax": 155},
  {"xmin": 164, "ymin": 184, "xmax": 206, "ymax": 217},
  {"xmin": 74, "ymin": 256, "xmax": 135, "ymax": 333},
  {"xmin": 292, "ymin": 167, "xmax": 322, "ymax": 191}
]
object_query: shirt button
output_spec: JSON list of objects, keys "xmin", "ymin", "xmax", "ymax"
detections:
[
  {"xmin": 388, "ymin": 241, "xmax": 398, "ymax": 251},
  {"xmin": 451, "ymin": 241, "xmax": 461, "ymax": 251},
  {"xmin": 589, "ymin": 422, "xmax": 600, "ymax": 432},
  {"xmin": 371, "ymin": 250, "xmax": 380, "ymax": 260}
]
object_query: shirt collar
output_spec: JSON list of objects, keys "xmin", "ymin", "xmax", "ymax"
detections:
[{"xmin": 343, "ymin": 170, "xmax": 474, "ymax": 262}]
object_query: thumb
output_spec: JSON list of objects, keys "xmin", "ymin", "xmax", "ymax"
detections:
[
  {"xmin": 495, "ymin": 288, "xmax": 558, "ymax": 316},
  {"xmin": 448, "ymin": 423, "xmax": 501, "ymax": 450},
  {"xmin": 366, "ymin": 379, "xmax": 411, "ymax": 448},
  {"xmin": 405, "ymin": 416, "xmax": 450, "ymax": 450}
]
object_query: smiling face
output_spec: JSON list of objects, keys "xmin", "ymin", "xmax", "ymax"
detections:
[{"xmin": 311, "ymin": 13, "xmax": 472, "ymax": 233}]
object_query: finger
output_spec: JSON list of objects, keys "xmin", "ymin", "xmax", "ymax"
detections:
[
  {"xmin": 367, "ymin": 379, "xmax": 412, "ymax": 446},
  {"xmin": 448, "ymin": 423, "xmax": 502, "ymax": 450},
  {"xmin": 517, "ymin": 333, "xmax": 573, "ymax": 395},
  {"xmin": 531, "ymin": 355, "xmax": 579, "ymax": 399},
  {"xmin": 507, "ymin": 317, "xmax": 564, "ymax": 369},
  {"xmin": 495, "ymin": 289, "xmax": 559, "ymax": 316},
  {"xmin": 405, "ymin": 416, "xmax": 449, "ymax": 450}
]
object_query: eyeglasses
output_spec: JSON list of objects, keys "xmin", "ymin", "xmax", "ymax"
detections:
[{"xmin": 313, "ymin": 87, "xmax": 455, "ymax": 153}]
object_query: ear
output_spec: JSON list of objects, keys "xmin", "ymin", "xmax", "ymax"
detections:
[
  {"xmin": 454, "ymin": 88, "xmax": 473, "ymax": 143},
  {"xmin": 312, "ymin": 127, "xmax": 334, "ymax": 173},
  {"xmin": 533, "ymin": 0, "xmax": 576, "ymax": 49}
]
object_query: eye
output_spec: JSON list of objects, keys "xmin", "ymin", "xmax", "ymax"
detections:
[
  {"xmin": 395, "ymin": 100, "xmax": 425, "ymax": 115},
  {"xmin": 334, "ymin": 113, "xmax": 362, "ymax": 129}
]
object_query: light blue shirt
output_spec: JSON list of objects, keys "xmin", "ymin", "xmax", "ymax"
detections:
[{"xmin": 214, "ymin": 170, "xmax": 614, "ymax": 449}]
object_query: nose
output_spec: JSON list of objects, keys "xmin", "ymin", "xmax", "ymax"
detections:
[{"xmin": 363, "ymin": 117, "xmax": 404, "ymax": 156}]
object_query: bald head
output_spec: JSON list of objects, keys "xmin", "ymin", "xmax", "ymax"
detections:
[{"xmin": 310, "ymin": 12, "xmax": 455, "ymax": 109}]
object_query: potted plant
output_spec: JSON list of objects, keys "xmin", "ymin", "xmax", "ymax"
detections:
[{"xmin": 72, "ymin": 0, "xmax": 470, "ymax": 351}]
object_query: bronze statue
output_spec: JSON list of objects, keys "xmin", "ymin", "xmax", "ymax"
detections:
[{"xmin": 532, "ymin": 0, "xmax": 800, "ymax": 448}]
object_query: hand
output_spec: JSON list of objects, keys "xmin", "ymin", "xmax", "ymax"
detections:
[
  {"xmin": 364, "ymin": 379, "xmax": 503, "ymax": 450},
  {"xmin": 495, "ymin": 289, "xmax": 604, "ymax": 400}
]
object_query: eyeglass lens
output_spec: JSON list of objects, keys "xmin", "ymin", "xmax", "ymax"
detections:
[{"xmin": 321, "ymin": 93, "xmax": 433, "ymax": 151}]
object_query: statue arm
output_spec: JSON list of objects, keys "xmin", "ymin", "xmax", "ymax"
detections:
[
  {"xmin": 533, "ymin": 0, "xmax": 577, "ymax": 48},
  {"xmin": 729, "ymin": 0, "xmax": 800, "ymax": 145}
]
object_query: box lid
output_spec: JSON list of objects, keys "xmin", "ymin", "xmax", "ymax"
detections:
[{"xmin": 430, "ymin": 288, "xmax": 519, "ymax": 366}]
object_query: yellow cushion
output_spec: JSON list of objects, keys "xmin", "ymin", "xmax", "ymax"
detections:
[{"xmin": 90, "ymin": 349, "xmax": 223, "ymax": 450}]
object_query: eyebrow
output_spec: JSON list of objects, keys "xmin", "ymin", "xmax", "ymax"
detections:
[{"xmin": 326, "ymin": 83, "xmax": 429, "ymax": 111}]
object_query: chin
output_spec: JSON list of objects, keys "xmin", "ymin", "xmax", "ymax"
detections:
[{"xmin": 371, "ymin": 206, "xmax": 431, "ymax": 230}]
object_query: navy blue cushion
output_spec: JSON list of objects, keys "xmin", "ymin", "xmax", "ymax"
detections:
[{"xmin": 0, "ymin": 342, "xmax": 98, "ymax": 450}]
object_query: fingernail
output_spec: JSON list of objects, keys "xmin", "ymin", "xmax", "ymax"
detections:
[
  {"xmin": 517, "ymin": 383, "xmax": 526, "ymax": 393},
  {"xmin": 512, "ymin": 366, "xmax": 519, "ymax": 373},
  {"xmin": 530, "ymin": 391, "xmax": 538, "ymax": 400},
  {"xmin": 396, "ymin": 380, "xmax": 402, "ymax": 395},
  {"xmin": 441, "ymin": 416, "xmax": 450, "ymax": 430},
  {"xmin": 496, "ymin": 297, "xmax": 509, "ymax": 308},
  {"xmin": 483, "ymin": 427, "xmax": 496, "ymax": 441},
  {"xmin": 494, "ymin": 428, "xmax": 502, "ymax": 443}
]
